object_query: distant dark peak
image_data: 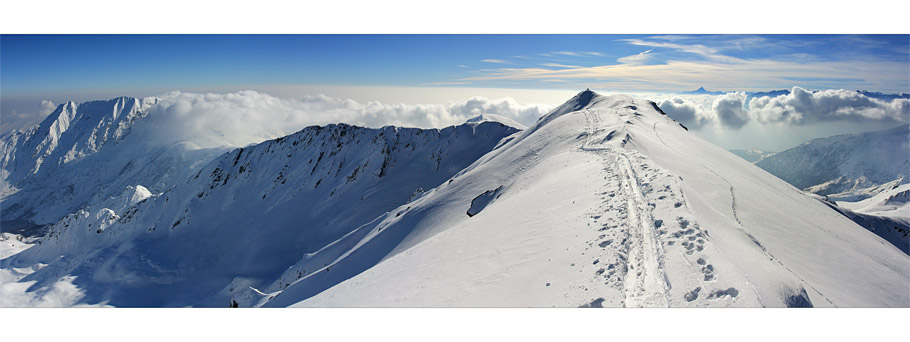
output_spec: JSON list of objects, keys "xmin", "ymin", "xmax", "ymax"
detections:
[
  {"xmin": 683, "ymin": 87, "xmax": 725, "ymax": 95},
  {"xmin": 572, "ymin": 88, "xmax": 599, "ymax": 107}
]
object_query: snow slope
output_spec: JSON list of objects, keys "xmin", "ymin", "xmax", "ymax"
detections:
[
  {"xmin": 755, "ymin": 124, "xmax": 909, "ymax": 197},
  {"xmin": 259, "ymin": 90, "xmax": 909, "ymax": 308},
  {"xmin": 2, "ymin": 91, "xmax": 907, "ymax": 308},
  {"xmin": 821, "ymin": 184, "xmax": 910, "ymax": 254},
  {"xmin": 1, "ymin": 118, "xmax": 520, "ymax": 307},
  {"xmin": 0, "ymin": 97, "xmax": 226, "ymax": 227},
  {"xmin": 838, "ymin": 183, "xmax": 910, "ymax": 219}
]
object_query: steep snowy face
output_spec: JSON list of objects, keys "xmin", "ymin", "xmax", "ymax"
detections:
[
  {"xmin": 267, "ymin": 90, "xmax": 908, "ymax": 308},
  {"xmin": 0, "ymin": 97, "xmax": 225, "ymax": 226},
  {"xmin": 755, "ymin": 124, "xmax": 909, "ymax": 197},
  {"xmin": 1, "ymin": 97, "xmax": 156, "ymax": 184},
  {"xmin": 3, "ymin": 120, "xmax": 520, "ymax": 307}
]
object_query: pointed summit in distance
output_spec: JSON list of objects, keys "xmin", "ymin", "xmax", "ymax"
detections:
[{"xmin": 682, "ymin": 87, "xmax": 725, "ymax": 95}]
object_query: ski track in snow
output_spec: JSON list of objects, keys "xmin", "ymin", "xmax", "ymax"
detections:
[
  {"xmin": 581, "ymin": 107, "xmax": 670, "ymax": 307},
  {"xmin": 615, "ymin": 153, "xmax": 670, "ymax": 307}
]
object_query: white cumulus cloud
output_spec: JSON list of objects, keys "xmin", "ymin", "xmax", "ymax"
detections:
[
  {"xmin": 748, "ymin": 87, "xmax": 910, "ymax": 125},
  {"xmin": 39, "ymin": 100, "xmax": 57, "ymax": 116},
  {"xmin": 656, "ymin": 97, "xmax": 713, "ymax": 129},
  {"xmin": 712, "ymin": 92, "xmax": 750, "ymax": 129},
  {"xmin": 140, "ymin": 91, "xmax": 552, "ymax": 148}
]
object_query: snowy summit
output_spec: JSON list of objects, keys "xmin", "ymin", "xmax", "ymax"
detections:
[{"xmin": 1, "ymin": 90, "xmax": 908, "ymax": 308}]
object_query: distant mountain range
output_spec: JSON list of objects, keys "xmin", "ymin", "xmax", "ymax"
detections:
[
  {"xmin": 754, "ymin": 124, "xmax": 909, "ymax": 198},
  {"xmin": 679, "ymin": 87, "xmax": 909, "ymax": 103}
]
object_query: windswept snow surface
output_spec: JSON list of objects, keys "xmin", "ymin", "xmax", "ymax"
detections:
[{"xmin": 275, "ymin": 91, "xmax": 909, "ymax": 308}]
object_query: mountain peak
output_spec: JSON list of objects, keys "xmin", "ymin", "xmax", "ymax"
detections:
[
  {"xmin": 683, "ymin": 87, "xmax": 725, "ymax": 95},
  {"xmin": 543, "ymin": 89, "xmax": 604, "ymax": 118},
  {"xmin": 576, "ymin": 88, "xmax": 598, "ymax": 103}
]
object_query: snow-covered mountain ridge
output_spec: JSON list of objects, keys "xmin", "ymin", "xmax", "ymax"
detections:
[
  {"xmin": 0, "ymin": 97, "xmax": 225, "ymax": 227},
  {"xmin": 2, "ymin": 116, "xmax": 520, "ymax": 306},
  {"xmin": 755, "ymin": 124, "xmax": 909, "ymax": 197},
  {"xmin": 2, "ymin": 90, "xmax": 907, "ymax": 308},
  {"xmin": 262, "ymin": 90, "xmax": 907, "ymax": 308},
  {"xmin": 1, "ymin": 97, "xmax": 155, "ymax": 190}
]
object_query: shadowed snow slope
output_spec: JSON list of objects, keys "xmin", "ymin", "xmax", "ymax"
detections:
[
  {"xmin": 1, "ymin": 119, "xmax": 520, "ymax": 307},
  {"xmin": 755, "ymin": 124, "xmax": 909, "ymax": 197},
  {"xmin": 268, "ymin": 90, "xmax": 908, "ymax": 308},
  {"xmin": 826, "ymin": 184, "xmax": 910, "ymax": 254}
]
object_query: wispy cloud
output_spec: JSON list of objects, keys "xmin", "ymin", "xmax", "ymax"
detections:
[
  {"xmin": 541, "ymin": 63, "xmax": 583, "ymax": 69},
  {"xmin": 457, "ymin": 65, "xmax": 470, "ymax": 68},
  {"xmin": 422, "ymin": 81, "xmax": 470, "ymax": 86},
  {"xmin": 616, "ymin": 49, "xmax": 653, "ymax": 65},
  {"xmin": 618, "ymin": 38, "xmax": 736, "ymax": 62},
  {"xmin": 553, "ymin": 51, "xmax": 583, "ymax": 57},
  {"xmin": 460, "ymin": 52, "xmax": 909, "ymax": 92},
  {"xmin": 481, "ymin": 59, "xmax": 511, "ymax": 64},
  {"xmin": 549, "ymin": 51, "xmax": 603, "ymax": 57}
]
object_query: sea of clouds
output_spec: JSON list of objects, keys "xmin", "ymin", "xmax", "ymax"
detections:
[
  {"xmin": 130, "ymin": 90, "xmax": 552, "ymax": 148},
  {"xmin": 9, "ymin": 87, "xmax": 909, "ymax": 149},
  {"xmin": 656, "ymin": 87, "xmax": 909, "ymax": 130}
]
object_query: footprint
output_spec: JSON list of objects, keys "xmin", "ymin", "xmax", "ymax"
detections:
[
  {"xmin": 685, "ymin": 287, "xmax": 701, "ymax": 302},
  {"xmin": 707, "ymin": 288, "xmax": 738, "ymax": 299},
  {"xmin": 579, "ymin": 298, "xmax": 606, "ymax": 308},
  {"xmin": 678, "ymin": 218, "xmax": 690, "ymax": 229}
]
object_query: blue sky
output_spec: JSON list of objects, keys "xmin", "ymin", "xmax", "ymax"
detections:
[
  {"xmin": 2, "ymin": 35, "xmax": 908, "ymax": 95},
  {"xmin": 1, "ymin": 34, "xmax": 908, "ymax": 151}
]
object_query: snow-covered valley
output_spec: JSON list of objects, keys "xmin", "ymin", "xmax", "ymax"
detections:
[{"xmin": 1, "ymin": 90, "xmax": 907, "ymax": 307}]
